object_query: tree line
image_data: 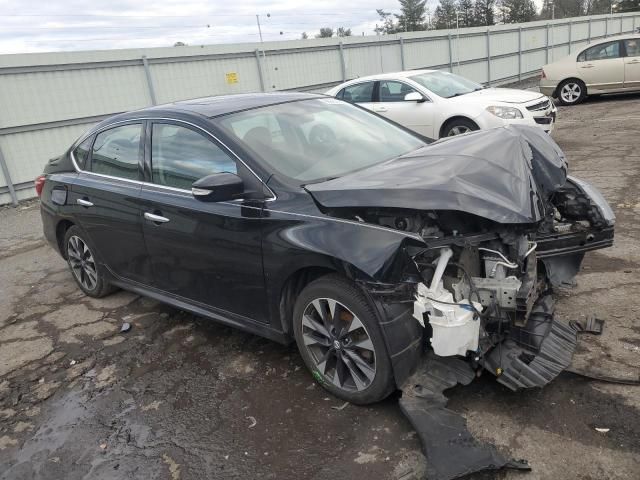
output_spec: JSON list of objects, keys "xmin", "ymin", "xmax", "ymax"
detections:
[{"xmin": 304, "ymin": 0, "xmax": 639, "ymax": 38}]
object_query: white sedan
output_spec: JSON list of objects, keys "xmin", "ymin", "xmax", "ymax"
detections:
[{"xmin": 326, "ymin": 70, "xmax": 557, "ymax": 138}]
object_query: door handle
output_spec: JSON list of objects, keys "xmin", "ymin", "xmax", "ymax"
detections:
[
  {"xmin": 76, "ymin": 198, "xmax": 93, "ymax": 207},
  {"xmin": 144, "ymin": 212, "xmax": 170, "ymax": 224},
  {"xmin": 374, "ymin": 106, "xmax": 388, "ymax": 112},
  {"xmin": 628, "ymin": 59, "xmax": 640, "ymax": 64},
  {"xmin": 580, "ymin": 64, "xmax": 595, "ymax": 68}
]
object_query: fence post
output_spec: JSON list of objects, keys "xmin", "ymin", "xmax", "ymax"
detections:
[
  {"xmin": 620, "ymin": 14, "xmax": 623, "ymax": 34},
  {"xmin": 568, "ymin": 20, "xmax": 572, "ymax": 51},
  {"xmin": 254, "ymin": 49, "xmax": 266, "ymax": 92},
  {"xmin": 605, "ymin": 16, "xmax": 608, "ymax": 37},
  {"xmin": 0, "ymin": 146, "xmax": 18, "ymax": 207},
  {"xmin": 338, "ymin": 42, "xmax": 347, "ymax": 81},
  {"xmin": 588, "ymin": 17, "xmax": 592, "ymax": 44},
  {"xmin": 633, "ymin": 15, "xmax": 636, "ymax": 33},
  {"xmin": 546, "ymin": 23, "xmax": 550, "ymax": 64},
  {"xmin": 448, "ymin": 33, "xmax": 453, "ymax": 72},
  {"xmin": 141, "ymin": 56, "xmax": 157, "ymax": 106},
  {"xmin": 486, "ymin": 29, "xmax": 491, "ymax": 86},
  {"xmin": 399, "ymin": 37, "xmax": 406, "ymax": 71},
  {"xmin": 518, "ymin": 27, "xmax": 522, "ymax": 82}
]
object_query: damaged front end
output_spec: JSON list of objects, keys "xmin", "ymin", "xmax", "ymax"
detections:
[{"xmin": 307, "ymin": 125, "xmax": 615, "ymax": 479}]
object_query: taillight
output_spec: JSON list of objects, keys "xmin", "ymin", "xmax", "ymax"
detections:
[
  {"xmin": 35, "ymin": 175, "xmax": 46, "ymax": 197},
  {"xmin": 541, "ymin": 69, "xmax": 546, "ymax": 79}
]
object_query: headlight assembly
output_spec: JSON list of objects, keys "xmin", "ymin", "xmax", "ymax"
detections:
[{"xmin": 486, "ymin": 105, "xmax": 523, "ymax": 119}]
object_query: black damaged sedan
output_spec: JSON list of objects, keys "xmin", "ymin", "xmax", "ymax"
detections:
[{"xmin": 38, "ymin": 92, "xmax": 614, "ymax": 405}]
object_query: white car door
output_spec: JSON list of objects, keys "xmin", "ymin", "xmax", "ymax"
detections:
[
  {"xmin": 623, "ymin": 39, "xmax": 640, "ymax": 90},
  {"xmin": 577, "ymin": 40, "xmax": 624, "ymax": 91},
  {"xmin": 371, "ymin": 80, "xmax": 435, "ymax": 138}
]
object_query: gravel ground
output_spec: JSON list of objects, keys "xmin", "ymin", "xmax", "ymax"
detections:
[{"xmin": 0, "ymin": 92, "xmax": 639, "ymax": 480}]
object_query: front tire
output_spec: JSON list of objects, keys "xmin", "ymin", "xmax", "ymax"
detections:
[
  {"xmin": 64, "ymin": 226, "xmax": 116, "ymax": 298},
  {"xmin": 293, "ymin": 274, "xmax": 395, "ymax": 405},
  {"xmin": 557, "ymin": 79, "xmax": 586, "ymax": 106},
  {"xmin": 441, "ymin": 118, "xmax": 479, "ymax": 137}
]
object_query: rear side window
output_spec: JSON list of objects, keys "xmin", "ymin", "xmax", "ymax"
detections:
[
  {"xmin": 579, "ymin": 41, "xmax": 621, "ymax": 62},
  {"xmin": 341, "ymin": 82, "xmax": 374, "ymax": 103},
  {"xmin": 73, "ymin": 136, "xmax": 93, "ymax": 170},
  {"xmin": 151, "ymin": 124, "xmax": 237, "ymax": 190},
  {"xmin": 90, "ymin": 124, "xmax": 142, "ymax": 180},
  {"xmin": 625, "ymin": 39, "xmax": 640, "ymax": 57}
]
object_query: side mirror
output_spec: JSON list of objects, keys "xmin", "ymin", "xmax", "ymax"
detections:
[
  {"xmin": 404, "ymin": 92, "xmax": 426, "ymax": 102},
  {"xmin": 192, "ymin": 173, "xmax": 244, "ymax": 202}
]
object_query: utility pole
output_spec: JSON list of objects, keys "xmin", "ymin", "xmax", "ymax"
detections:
[
  {"xmin": 256, "ymin": 14, "xmax": 264, "ymax": 43},
  {"xmin": 256, "ymin": 13, "xmax": 271, "ymax": 90}
]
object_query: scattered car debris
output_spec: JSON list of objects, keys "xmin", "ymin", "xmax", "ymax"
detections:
[
  {"xmin": 595, "ymin": 427, "xmax": 610, "ymax": 433},
  {"xmin": 331, "ymin": 401, "xmax": 349, "ymax": 411},
  {"xmin": 69, "ymin": 360, "xmax": 77, "ymax": 366},
  {"xmin": 400, "ymin": 353, "xmax": 530, "ymax": 480},
  {"xmin": 120, "ymin": 322, "xmax": 131, "ymax": 333},
  {"xmin": 246, "ymin": 416, "xmax": 257, "ymax": 428},
  {"xmin": 569, "ymin": 316, "xmax": 605, "ymax": 335}
]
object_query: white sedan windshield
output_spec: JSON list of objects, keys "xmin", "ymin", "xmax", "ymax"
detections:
[
  {"xmin": 410, "ymin": 71, "xmax": 483, "ymax": 99},
  {"xmin": 217, "ymin": 98, "xmax": 425, "ymax": 183}
]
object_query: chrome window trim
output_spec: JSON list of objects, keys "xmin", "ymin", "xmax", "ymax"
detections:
[{"xmin": 70, "ymin": 117, "xmax": 277, "ymax": 201}]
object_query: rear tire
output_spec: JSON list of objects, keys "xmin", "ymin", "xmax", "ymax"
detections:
[
  {"xmin": 441, "ymin": 118, "xmax": 479, "ymax": 137},
  {"xmin": 556, "ymin": 79, "xmax": 586, "ymax": 106},
  {"xmin": 293, "ymin": 274, "xmax": 395, "ymax": 405},
  {"xmin": 64, "ymin": 226, "xmax": 116, "ymax": 298}
]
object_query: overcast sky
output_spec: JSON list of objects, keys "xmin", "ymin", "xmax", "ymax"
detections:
[{"xmin": 0, "ymin": 0, "xmax": 543, "ymax": 55}]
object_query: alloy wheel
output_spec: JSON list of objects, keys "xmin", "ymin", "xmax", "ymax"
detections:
[
  {"xmin": 67, "ymin": 235, "xmax": 98, "ymax": 291},
  {"xmin": 448, "ymin": 125, "xmax": 471, "ymax": 136},
  {"xmin": 560, "ymin": 83, "xmax": 582, "ymax": 104},
  {"xmin": 301, "ymin": 298, "xmax": 376, "ymax": 392}
]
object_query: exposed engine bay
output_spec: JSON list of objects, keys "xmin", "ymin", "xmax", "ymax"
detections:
[{"xmin": 308, "ymin": 125, "xmax": 617, "ymax": 480}]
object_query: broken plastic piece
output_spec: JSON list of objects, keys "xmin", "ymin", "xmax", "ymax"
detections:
[
  {"xmin": 399, "ymin": 353, "xmax": 529, "ymax": 480},
  {"xmin": 569, "ymin": 316, "xmax": 605, "ymax": 335},
  {"xmin": 120, "ymin": 322, "xmax": 131, "ymax": 333}
]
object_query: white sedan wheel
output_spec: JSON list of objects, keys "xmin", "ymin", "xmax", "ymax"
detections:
[{"xmin": 560, "ymin": 82, "xmax": 582, "ymax": 104}]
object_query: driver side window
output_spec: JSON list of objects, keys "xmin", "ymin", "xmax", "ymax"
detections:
[
  {"xmin": 379, "ymin": 81, "xmax": 418, "ymax": 102},
  {"xmin": 151, "ymin": 124, "xmax": 237, "ymax": 190}
]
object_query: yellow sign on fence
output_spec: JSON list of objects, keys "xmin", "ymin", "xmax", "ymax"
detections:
[{"xmin": 226, "ymin": 72, "xmax": 238, "ymax": 84}]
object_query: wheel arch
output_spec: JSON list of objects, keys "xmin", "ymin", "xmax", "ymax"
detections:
[
  {"xmin": 56, "ymin": 219, "xmax": 75, "ymax": 259},
  {"xmin": 439, "ymin": 115, "xmax": 479, "ymax": 138}
]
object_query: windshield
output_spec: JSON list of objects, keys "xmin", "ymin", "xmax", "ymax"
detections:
[
  {"xmin": 410, "ymin": 71, "xmax": 483, "ymax": 98},
  {"xmin": 216, "ymin": 98, "xmax": 425, "ymax": 183}
]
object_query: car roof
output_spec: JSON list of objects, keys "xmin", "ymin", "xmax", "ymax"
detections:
[
  {"xmin": 137, "ymin": 92, "xmax": 324, "ymax": 118},
  {"xmin": 337, "ymin": 69, "xmax": 438, "ymax": 85}
]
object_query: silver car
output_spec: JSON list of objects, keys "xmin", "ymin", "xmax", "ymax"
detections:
[{"xmin": 539, "ymin": 34, "xmax": 640, "ymax": 105}]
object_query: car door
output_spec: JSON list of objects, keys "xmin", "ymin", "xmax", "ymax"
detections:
[
  {"xmin": 623, "ymin": 38, "xmax": 640, "ymax": 89},
  {"xmin": 338, "ymin": 81, "xmax": 376, "ymax": 112},
  {"xmin": 577, "ymin": 40, "xmax": 624, "ymax": 91},
  {"xmin": 69, "ymin": 122, "xmax": 150, "ymax": 283},
  {"xmin": 372, "ymin": 80, "xmax": 435, "ymax": 138},
  {"xmin": 139, "ymin": 120, "xmax": 268, "ymax": 323}
]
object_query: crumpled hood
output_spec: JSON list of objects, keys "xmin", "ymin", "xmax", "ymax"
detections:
[
  {"xmin": 305, "ymin": 125, "xmax": 567, "ymax": 224},
  {"xmin": 452, "ymin": 87, "xmax": 545, "ymax": 104}
]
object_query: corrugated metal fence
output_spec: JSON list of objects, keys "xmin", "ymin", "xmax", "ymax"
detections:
[{"xmin": 1, "ymin": 12, "xmax": 639, "ymax": 205}]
